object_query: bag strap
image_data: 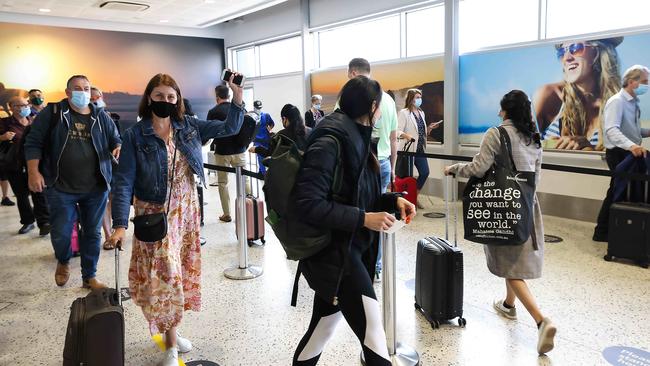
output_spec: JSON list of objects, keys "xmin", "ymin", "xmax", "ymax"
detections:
[
  {"xmin": 290, "ymin": 265, "xmax": 302, "ymax": 307},
  {"xmin": 323, "ymin": 134, "xmax": 344, "ymax": 197},
  {"xmin": 497, "ymin": 126, "xmax": 517, "ymax": 172},
  {"xmin": 166, "ymin": 133, "xmax": 178, "ymax": 215}
]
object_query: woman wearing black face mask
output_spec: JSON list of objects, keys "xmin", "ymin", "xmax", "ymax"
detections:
[
  {"xmin": 109, "ymin": 72, "xmax": 244, "ymax": 366},
  {"xmin": 290, "ymin": 76, "xmax": 416, "ymax": 366}
]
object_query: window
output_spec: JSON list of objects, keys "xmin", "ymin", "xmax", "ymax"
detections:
[
  {"xmin": 318, "ymin": 15, "xmax": 401, "ymax": 68},
  {"xmin": 235, "ymin": 48, "xmax": 256, "ymax": 78},
  {"xmin": 546, "ymin": 0, "xmax": 650, "ymax": 38},
  {"xmin": 259, "ymin": 36, "xmax": 302, "ymax": 76},
  {"xmin": 406, "ymin": 5, "xmax": 445, "ymax": 57},
  {"xmin": 459, "ymin": 0, "xmax": 538, "ymax": 52},
  {"xmin": 243, "ymin": 87, "xmax": 255, "ymax": 110}
]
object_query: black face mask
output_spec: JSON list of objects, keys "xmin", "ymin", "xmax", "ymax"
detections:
[{"xmin": 150, "ymin": 100, "xmax": 176, "ymax": 118}]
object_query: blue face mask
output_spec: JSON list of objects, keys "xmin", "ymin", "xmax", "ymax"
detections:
[
  {"xmin": 415, "ymin": 98, "xmax": 422, "ymax": 108},
  {"xmin": 95, "ymin": 99, "xmax": 106, "ymax": 108},
  {"xmin": 19, "ymin": 107, "xmax": 31, "ymax": 118},
  {"xmin": 70, "ymin": 91, "xmax": 91, "ymax": 109},
  {"xmin": 314, "ymin": 104, "xmax": 321, "ymax": 110},
  {"xmin": 635, "ymin": 83, "xmax": 649, "ymax": 96}
]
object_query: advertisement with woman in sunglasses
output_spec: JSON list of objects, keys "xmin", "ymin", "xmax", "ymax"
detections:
[
  {"xmin": 459, "ymin": 33, "xmax": 650, "ymax": 152},
  {"xmin": 534, "ymin": 37, "xmax": 622, "ymax": 150}
]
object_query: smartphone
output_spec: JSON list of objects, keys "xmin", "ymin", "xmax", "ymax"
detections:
[{"xmin": 221, "ymin": 69, "xmax": 245, "ymax": 86}]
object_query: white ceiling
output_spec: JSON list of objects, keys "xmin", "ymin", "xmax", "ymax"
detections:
[{"xmin": 0, "ymin": 0, "xmax": 287, "ymax": 28}]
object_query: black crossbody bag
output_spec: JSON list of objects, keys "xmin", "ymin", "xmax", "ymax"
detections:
[{"xmin": 133, "ymin": 134, "xmax": 178, "ymax": 242}]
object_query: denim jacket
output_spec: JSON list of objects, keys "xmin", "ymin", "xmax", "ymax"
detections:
[
  {"xmin": 111, "ymin": 103, "xmax": 244, "ymax": 228},
  {"xmin": 24, "ymin": 99, "xmax": 122, "ymax": 189}
]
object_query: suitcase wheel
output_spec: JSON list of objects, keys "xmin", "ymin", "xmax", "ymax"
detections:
[
  {"xmin": 458, "ymin": 317, "xmax": 467, "ymax": 327},
  {"xmin": 430, "ymin": 320, "xmax": 440, "ymax": 329},
  {"xmin": 639, "ymin": 261, "xmax": 649, "ymax": 269},
  {"xmin": 261, "ymin": 237, "xmax": 266, "ymax": 244},
  {"xmin": 414, "ymin": 303, "xmax": 421, "ymax": 311},
  {"xmin": 603, "ymin": 254, "xmax": 613, "ymax": 262}
]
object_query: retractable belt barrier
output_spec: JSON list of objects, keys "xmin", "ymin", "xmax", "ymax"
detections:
[
  {"xmin": 205, "ymin": 163, "xmax": 263, "ymax": 280},
  {"xmin": 398, "ymin": 151, "xmax": 650, "ymax": 181}
]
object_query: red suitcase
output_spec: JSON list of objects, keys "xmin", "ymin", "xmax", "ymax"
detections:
[
  {"xmin": 235, "ymin": 153, "xmax": 266, "ymax": 246},
  {"xmin": 393, "ymin": 176, "xmax": 418, "ymax": 207}
]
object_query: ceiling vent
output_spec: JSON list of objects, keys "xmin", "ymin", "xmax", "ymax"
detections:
[{"xmin": 99, "ymin": 1, "xmax": 150, "ymax": 12}]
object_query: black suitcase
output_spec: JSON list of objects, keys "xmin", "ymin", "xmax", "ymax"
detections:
[
  {"xmin": 63, "ymin": 247, "xmax": 125, "ymax": 366},
  {"xmin": 606, "ymin": 202, "xmax": 650, "ymax": 268},
  {"xmin": 414, "ymin": 175, "xmax": 466, "ymax": 328}
]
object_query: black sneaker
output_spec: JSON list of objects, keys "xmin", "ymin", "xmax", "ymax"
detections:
[
  {"xmin": 18, "ymin": 223, "xmax": 35, "ymax": 234},
  {"xmin": 39, "ymin": 223, "xmax": 52, "ymax": 236},
  {"xmin": 1, "ymin": 197, "xmax": 15, "ymax": 206}
]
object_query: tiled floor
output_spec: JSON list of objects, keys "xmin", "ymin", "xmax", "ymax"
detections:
[{"xmin": 0, "ymin": 187, "xmax": 648, "ymax": 366}]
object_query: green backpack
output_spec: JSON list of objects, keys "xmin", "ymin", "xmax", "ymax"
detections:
[{"xmin": 263, "ymin": 133, "xmax": 343, "ymax": 260}]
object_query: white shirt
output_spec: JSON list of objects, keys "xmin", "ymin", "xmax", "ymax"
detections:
[{"xmin": 603, "ymin": 89, "xmax": 650, "ymax": 150}]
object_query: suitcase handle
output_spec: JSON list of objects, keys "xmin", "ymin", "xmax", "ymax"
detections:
[
  {"xmin": 445, "ymin": 175, "xmax": 458, "ymax": 246},
  {"xmin": 114, "ymin": 244, "xmax": 122, "ymax": 306}
]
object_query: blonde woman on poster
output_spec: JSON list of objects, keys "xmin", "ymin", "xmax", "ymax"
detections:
[{"xmin": 534, "ymin": 37, "xmax": 622, "ymax": 150}]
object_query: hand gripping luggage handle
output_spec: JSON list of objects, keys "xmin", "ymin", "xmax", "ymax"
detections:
[{"xmin": 444, "ymin": 175, "xmax": 458, "ymax": 246}]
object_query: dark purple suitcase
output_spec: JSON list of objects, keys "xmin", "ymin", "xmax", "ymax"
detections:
[
  {"xmin": 414, "ymin": 176, "xmax": 466, "ymax": 328},
  {"xmin": 606, "ymin": 202, "xmax": 650, "ymax": 268},
  {"xmin": 63, "ymin": 248, "xmax": 124, "ymax": 366}
]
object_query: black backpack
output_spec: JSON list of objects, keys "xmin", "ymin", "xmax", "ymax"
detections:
[{"xmin": 213, "ymin": 114, "xmax": 258, "ymax": 155}]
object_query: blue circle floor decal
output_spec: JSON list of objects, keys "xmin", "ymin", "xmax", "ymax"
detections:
[{"xmin": 603, "ymin": 346, "xmax": 650, "ymax": 366}]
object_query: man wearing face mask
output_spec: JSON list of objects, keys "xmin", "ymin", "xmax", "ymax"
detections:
[
  {"xmin": 28, "ymin": 89, "xmax": 46, "ymax": 118},
  {"xmin": 305, "ymin": 94, "xmax": 324, "ymax": 128},
  {"xmin": 251, "ymin": 100, "xmax": 275, "ymax": 174},
  {"xmin": 24, "ymin": 75, "xmax": 122, "ymax": 289},
  {"xmin": 593, "ymin": 65, "xmax": 650, "ymax": 242},
  {"xmin": 0, "ymin": 96, "xmax": 50, "ymax": 235}
]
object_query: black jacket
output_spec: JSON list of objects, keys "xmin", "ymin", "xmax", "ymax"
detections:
[{"xmin": 291, "ymin": 110, "xmax": 397, "ymax": 305}]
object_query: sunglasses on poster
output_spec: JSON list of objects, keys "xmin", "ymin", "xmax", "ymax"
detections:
[{"xmin": 556, "ymin": 42, "xmax": 596, "ymax": 60}]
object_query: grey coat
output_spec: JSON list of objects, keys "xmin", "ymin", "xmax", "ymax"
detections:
[{"xmin": 449, "ymin": 120, "xmax": 544, "ymax": 279}]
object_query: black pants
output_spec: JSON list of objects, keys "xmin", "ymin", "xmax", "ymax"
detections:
[
  {"xmin": 293, "ymin": 246, "xmax": 390, "ymax": 366},
  {"xmin": 595, "ymin": 147, "xmax": 630, "ymax": 235},
  {"xmin": 7, "ymin": 169, "xmax": 49, "ymax": 227}
]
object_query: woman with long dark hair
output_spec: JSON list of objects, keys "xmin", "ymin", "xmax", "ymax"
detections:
[
  {"xmin": 290, "ymin": 76, "xmax": 416, "ymax": 365},
  {"xmin": 445, "ymin": 90, "xmax": 556, "ymax": 355},
  {"xmin": 249, "ymin": 103, "xmax": 311, "ymax": 157}
]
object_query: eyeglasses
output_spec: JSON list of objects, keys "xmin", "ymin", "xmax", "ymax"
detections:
[
  {"xmin": 12, "ymin": 104, "xmax": 29, "ymax": 108},
  {"xmin": 556, "ymin": 42, "xmax": 594, "ymax": 60}
]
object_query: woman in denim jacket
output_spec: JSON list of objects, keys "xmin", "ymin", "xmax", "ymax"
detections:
[{"xmin": 109, "ymin": 73, "xmax": 244, "ymax": 366}]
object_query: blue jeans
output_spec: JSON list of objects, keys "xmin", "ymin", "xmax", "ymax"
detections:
[
  {"xmin": 46, "ymin": 187, "xmax": 108, "ymax": 280},
  {"xmin": 414, "ymin": 156, "xmax": 430, "ymax": 190},
  {"xmin": 257, "ymin": 154, "xmax": 266, "ymax": 174}
]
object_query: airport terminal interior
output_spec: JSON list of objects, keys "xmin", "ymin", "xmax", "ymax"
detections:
[{"xmin": 0, "ymin": 0, "xmax": 649, "ymax": 365}]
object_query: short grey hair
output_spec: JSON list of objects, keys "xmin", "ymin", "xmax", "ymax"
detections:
[
  {"xmin": 311, "ymin": 94, "xmax": 322, "ymax": 103},
  {"xmin": 623, "ymin": 64, "xmax": 650, "ymax": 87}
]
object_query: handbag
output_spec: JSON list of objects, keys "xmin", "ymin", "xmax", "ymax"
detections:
[
  {"xmin": 0, "ymin": 140, "xmax": 22, "ymax": 172},
  {"xmin": 395, "ymin": 140, "xmax": 414, "ymax": 178},
  {"xmin": 462, "ymin": 126, "xmax": 536, "ymax": 246},
  {"xmin": 132, "ymin": 134, "xmax": 178, "ymax": 242}
]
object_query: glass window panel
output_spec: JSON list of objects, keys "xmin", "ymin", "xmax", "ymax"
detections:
[
  {"xmin": 236, "ymin": 47, "xmax": 256, "ymax": 77},
  {"xmin": 546, "ymin": 0, "xmax": 650, "ymax": 38},
  {"xmin": 318, "ymin": 15, "xmax": 401, "ymax": 68},
  {"xmin": 459, "ymin": 0, "xmax": 538, "ymax": 53},
  {"xmin": 406, "ymin": 5, "xmax": 445, "ymax": 57},
  {"xmin": 259, "ymin": 36, "xmax": 303, "ymax": 76}
]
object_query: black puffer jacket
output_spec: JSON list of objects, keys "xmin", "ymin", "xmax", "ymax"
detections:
[{"xmin": 291, "ymin": 110, "xmax": 397, "ymax": 305}]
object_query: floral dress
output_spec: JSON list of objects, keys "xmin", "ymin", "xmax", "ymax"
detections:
[{"xmin": 128, "ymin": 137, "xmax": 202, "ymax": 335}]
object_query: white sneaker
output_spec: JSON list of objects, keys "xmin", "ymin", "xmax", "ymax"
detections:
[
  {"xmin": 493, "ymin": 299, "xmax": 517, "ymax": 320},
  {"xmin": 537, "ymin": 317, "xmax": 557, "ymax": 354},
  {"xmin": 160, "ymin": 347, "xmax": 178, "ymax": 366},
  {"xmin": 176, "ymin": 332, "xmax": 193, "ymax": 353},
  {"xmin": 164, "ymin": 332, "xmax": 192, "ymax": 353}
]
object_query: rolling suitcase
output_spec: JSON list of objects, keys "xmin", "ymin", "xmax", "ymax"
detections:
[
  {"xmin": 606, "ymin": 181, "xmax": 650, "ymax": 268},
  {"xmin": 415, "ymin": 175, "xmax": 466, "ymax": 328},
  {"xmin": 393, "ymin": 176, "xmax": 418, "ymax": 207},
  {"xmin": 236, "ymin": 153, "xmax": 266, "ymax": 247},
  {"xmin": 63, "ymin": 247, "xmax": 124, "ymax": 365}
]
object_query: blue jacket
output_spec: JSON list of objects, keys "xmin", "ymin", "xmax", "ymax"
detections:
[
  {"xmin": 253, "ymin": 112, "xmax": 274, "ymax": 148},
  {"xmin": 612, "ymin": 154, "xmax": 650, "ymax": 203},
  {"xmin": 24, "ymin": 99, "xmax": 122, "ymax": 189},
  {"xmin": 111, "ymin": 103, "xmax": 244, "ymax": 228}
]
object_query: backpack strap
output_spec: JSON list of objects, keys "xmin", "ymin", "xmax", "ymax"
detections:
[
  {"xmin": 290, "ymin": 265, "xmax": 302, "ymax": 307},
  {"xmin": 323, "ymin": 134, "xmax": 344, "ymax": 199}
]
